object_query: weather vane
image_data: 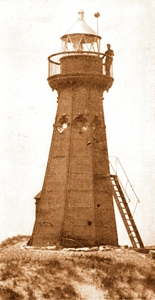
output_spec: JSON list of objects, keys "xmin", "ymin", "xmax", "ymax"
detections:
[{"xmin": 94, "ymin": 12, "xmax": 100, "ymax": 34}]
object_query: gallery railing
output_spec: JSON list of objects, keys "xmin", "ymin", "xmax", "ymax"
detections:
[{"xmin": 48, "ymin": 51, "xmax": 113, "ymax": 78}]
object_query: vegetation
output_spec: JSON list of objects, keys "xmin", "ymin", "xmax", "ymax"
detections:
[
  {"xmin": 0, "ymin": 235, "xmax": 29, "ymax": 248},
  {"xmin": 0, "ymin": 236, "xmax": 155, "ymax": 299}
]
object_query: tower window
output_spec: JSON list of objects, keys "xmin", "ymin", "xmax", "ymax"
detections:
[
  {"xmin": 57, "ymin": 123, "xmax": 68, "ymax": 133},
  {"xmin": 73, "ymin": 114, "xmax": 87, "ymax": 134},
  {"xmin": 57, "ymin": 115, "xmax": 69, "ymax": 133},
  {"xmin": 92, "ymin": 115, "xmax": 101, "ymax": 130}
]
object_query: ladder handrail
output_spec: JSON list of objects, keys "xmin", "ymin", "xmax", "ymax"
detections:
[
  {"xmin": 109, "ymin": 156, "xmax": 140, "ymax": 215},
  {"xmin": 109, "ymin": 161, "xmax": 131, "ymax": 204}
]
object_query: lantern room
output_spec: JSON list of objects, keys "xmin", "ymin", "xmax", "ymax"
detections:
[
  {"xmin": 48, "ymin": 10, "xmax": 114, "ymax": 91},
  {"xmin": 61, "ymin": 10, "xmax": 101, "ymax": 53}
]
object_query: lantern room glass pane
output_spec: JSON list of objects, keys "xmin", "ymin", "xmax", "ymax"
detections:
[{"xmin": 61, "ymin": 34, "xmax": 100, "ymax": 53}]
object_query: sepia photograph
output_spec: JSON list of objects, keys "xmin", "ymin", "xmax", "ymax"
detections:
[{"xmin": 0, "ymin": 0, "xmax": 155, "ymax": 299}]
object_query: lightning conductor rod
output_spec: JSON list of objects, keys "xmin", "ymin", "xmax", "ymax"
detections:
[{"xmin": 94, "ymin": 12, "xmax": 100, "ymax": 34}]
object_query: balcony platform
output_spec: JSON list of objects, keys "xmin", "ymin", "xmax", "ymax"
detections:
[{"xmin": 47, "ymin": 51, "xmax": 113, "ymax": 91}]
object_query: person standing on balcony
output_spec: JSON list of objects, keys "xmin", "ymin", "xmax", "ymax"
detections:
[{"xmin": 103, "ymin": 44, "xmax": 114, "ymax": 76}]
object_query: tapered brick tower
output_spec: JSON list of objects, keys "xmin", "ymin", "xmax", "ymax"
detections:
[{"xmin": 30, "ymin": 11, "xmax": 118, "ymax": 247}]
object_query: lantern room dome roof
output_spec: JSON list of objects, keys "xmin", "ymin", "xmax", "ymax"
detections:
[{"xmin": 61, "ymin": 10, "xmax": 101, "ymax": 39}]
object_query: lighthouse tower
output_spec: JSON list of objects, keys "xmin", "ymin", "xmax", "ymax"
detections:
[{"xmin": 30, "ymin": 11, "xmax": 118, "ymax": 247}]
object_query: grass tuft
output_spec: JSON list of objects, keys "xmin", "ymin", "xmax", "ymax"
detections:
[
  {"xmin": 0, "ymin": 287, "xmax": 23, "ymax": 300},
  {"xmin": 0, "ymin": 235, "xmax": 29, "ymax": 248}
]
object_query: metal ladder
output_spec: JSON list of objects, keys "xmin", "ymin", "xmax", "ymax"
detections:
[{"xmin": 110, "ymin": 174, "xmax": 144, "ymax": 248}]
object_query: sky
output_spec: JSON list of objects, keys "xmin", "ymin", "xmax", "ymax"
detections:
[{"xmin": 0, "ymin": 0, "xmax": 155, "ymax": 246}]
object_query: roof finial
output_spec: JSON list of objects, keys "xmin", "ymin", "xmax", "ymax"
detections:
[{"xmin": 78, "ymin": 10, "xmax": 84, "ymax": 20}]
